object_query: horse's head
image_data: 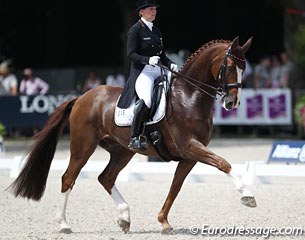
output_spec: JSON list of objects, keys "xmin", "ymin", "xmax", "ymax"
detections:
[{"xmin": 213, "ymin": 36, "xmax": 253, "ymax": 110}]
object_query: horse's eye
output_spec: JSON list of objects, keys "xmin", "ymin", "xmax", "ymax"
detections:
[{"xmin": 227, "ymin": 66, "xmax": 236, "ymax": 73}]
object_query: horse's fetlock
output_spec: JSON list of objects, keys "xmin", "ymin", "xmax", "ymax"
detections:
[{"xmin": 158, "ymin": 212, "xmax": 166, "ymax": 223}]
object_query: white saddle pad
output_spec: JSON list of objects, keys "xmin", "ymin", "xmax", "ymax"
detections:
[{"xmin": 115, "ymin": 75, "xmax": 171, "ymax": 126}]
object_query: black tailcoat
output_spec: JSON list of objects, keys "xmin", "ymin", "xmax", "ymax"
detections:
[{"xmin": 117, "ymin": 20, "xmax": 173, "ymax": 108}]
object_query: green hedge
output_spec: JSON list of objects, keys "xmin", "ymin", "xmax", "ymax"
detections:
[
  {"xmin": 0, "ymin": 123, "xmax": 5, "ymax": 137},
  {"xmin": 294, "ymin": 95, "xmax": 305, "ymax": 126}
]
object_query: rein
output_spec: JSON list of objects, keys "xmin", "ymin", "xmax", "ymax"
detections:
[
  {"xmin": 159, "ymin": 64, "xmax": 221, "ymax": 99},
  {"xmin": 159, "ymin": 46, "xmax": 244, "ymax": 100}
]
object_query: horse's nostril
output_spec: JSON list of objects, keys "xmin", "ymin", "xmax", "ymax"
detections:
[{"xmin": 227, "ymin": 101, "xmax": 234, "ymax": 108}]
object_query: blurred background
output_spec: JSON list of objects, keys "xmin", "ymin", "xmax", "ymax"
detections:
[{"xmin": 1, "ymin": 0, "xmax": 305, "ymax": 139}]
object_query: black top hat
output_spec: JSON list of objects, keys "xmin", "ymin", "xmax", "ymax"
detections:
[{"xmin": 136, "ymin": 0, "xmax": 159, "ymax": 12}]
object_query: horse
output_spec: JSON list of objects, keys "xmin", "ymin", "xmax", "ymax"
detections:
[{"xmin": 8, "ymin": 36, "xmax": 256, "ymax": 234}]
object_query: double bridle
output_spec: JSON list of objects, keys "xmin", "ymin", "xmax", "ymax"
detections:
[{"xmin": 159, "ymin": 46, "xmax": 245, "ymax": 100}]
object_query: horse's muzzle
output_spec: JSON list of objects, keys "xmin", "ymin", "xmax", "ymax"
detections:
[{"xmin": 223, "ymin": 94, "xmax": 239, "ymax": 111}]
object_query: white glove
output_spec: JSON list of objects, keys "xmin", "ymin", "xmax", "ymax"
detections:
[
  {"xmin": 148, "ymin": 56, "xmax": 160, "ymax": 66},
  {"xmin": 170, "ymin": 63, "xmax": 179, "ymax": 72}
]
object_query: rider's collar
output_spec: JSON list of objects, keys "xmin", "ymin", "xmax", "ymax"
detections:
[{"xmin": 141, "ymin": 17, "xmax": 153, "ymax": 31}]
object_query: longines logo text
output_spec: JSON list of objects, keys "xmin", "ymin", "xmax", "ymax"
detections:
[{"xmin": 19, "ymin": 94, "xmax": 79, "ymax": 114}]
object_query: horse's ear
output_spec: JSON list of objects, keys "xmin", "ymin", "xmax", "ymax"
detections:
[
  {"xmin": 241, "ymin": 36, "xmax": 253, "ymax": 53},
  {"xmin": 231, "ymin": 36, "xmax": 240, "ymax": 50}
]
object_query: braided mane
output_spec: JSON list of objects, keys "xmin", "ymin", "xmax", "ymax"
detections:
[{"xmin": 180, "ymin": 39, "xmax": 231, "ymax": 71}]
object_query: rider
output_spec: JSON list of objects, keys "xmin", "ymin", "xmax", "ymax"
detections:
[{"xmin": 117, "ymin": 0, "xmax": 178, "ymax": 150}]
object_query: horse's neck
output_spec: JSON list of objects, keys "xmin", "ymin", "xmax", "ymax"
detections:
[
  {"xmin": 181, "ymin": 49, "xmax": 217, "ymax": 87},
  {"xmin": 171, "ymin": 53, "xmax": 216, "ymax": 119},
  {"xmin": 178, "ymin": 52, "xmax": 216, "ymax": 95}
]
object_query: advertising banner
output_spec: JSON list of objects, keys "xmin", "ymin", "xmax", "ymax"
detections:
[
  {"xmin": 0, "ymin": 89, "xmax": 293, "ymax": 129},
  {"xmin": 213, "ymin": 89, "xmax": 292, "ymax": 125},
  {"xmin": 0, "ymin": 94, "xmax": 79, "ymax": 129},
  {"xmin": 268, "ymin": 141, "xmax": 305, "ymax": 163}
]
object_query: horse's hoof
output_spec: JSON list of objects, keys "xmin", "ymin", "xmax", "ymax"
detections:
[
  {"xmin": 241, "ymin": 196, "xmax": 257, "ymax": 208},
  {"xmin": 161, "ymin": 227, "xmax": 174, "ymax": 235},
  {"xmin": 117, "ymin": 219, "xmax": 130, "ymax": 233},
  {"xmin": 59, "ymin": 227, "xmax": 72, "ymax": 234}
]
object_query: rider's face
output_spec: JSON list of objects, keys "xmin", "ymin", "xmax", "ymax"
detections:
[{"xmin": 140, "ymin": 6, "xmax": 157, "ymax": 22}]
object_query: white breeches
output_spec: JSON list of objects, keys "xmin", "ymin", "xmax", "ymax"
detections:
[{"xmin": 135, "ymin": 65, "xmax": 161, "ymax": 108}]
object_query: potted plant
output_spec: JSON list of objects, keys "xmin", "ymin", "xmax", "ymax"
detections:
[{"xmin": 0, "ymin": 122, "xmax": 6, "ymax": 154}]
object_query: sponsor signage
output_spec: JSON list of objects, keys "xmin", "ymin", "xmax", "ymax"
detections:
[
  {"xmin": 213, "ymin": 89, "xmax": 292, "ymax": 125},
  {"xmin": 246, "ymin": 94, "xmax": 263, "ymax": 119},
  {"xmin": 0, "ymin": 94, "xmax": 79, "ymax": 129},
  {"xmin": 268, "ymin": 141, "xmax": 305, "ymax": 163},
  {"xmin": 0, "ymin": 89, "xmax": 293, "ymax": 129}
]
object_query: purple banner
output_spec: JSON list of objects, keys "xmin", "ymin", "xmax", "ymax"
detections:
[
  {"xmin": 247, "ymin": 94, "xmax": 263, "ymax": 118},
  {"xmin": 221, "ymin": 107, "xmax": 237, "ymax": 119},
  {"xmin": 213, "ymin": 89, "xmax": 291, "ymax": 125},
  {"xmin": 268, "ymin": 94, "xmax": 286, "ymax": 119}
]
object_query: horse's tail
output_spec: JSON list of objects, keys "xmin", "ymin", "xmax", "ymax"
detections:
[{"xmin": 7, "ymin": 98, "xmax": 78, "ymax": 201}]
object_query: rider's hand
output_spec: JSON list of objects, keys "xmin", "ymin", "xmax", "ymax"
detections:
[
  {"xmin": 170, "ymin": 63, "xmax": 179, "ymax": 72},
  {"xmin": 149, "ymin": 56, "xmax": 160, "ymax": 66}
]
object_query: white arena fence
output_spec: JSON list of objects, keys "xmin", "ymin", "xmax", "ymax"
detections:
[{"xmin": 1, "ymin": 156, "xmax": 305, "ymax": 185}]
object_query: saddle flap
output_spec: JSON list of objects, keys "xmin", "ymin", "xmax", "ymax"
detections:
[
  {"xmin": 114, "ymin": 74, "xmax": 170, "ymax": 127},
  {"xmin": 149, "ymin": 75, "xmax": 167, "ymax": 120}
]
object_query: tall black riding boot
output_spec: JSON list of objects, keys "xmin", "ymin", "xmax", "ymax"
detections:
[{"xmin": 128, "ymin": 99, "xmax": 149, "ymax": 150}]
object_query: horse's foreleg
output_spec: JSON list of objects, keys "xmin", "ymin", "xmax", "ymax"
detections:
[
  {"xmin": 98, "ymin": 146, "xmax": 134, "ymax": 233},
  {"xmin": 56, "ymin": 189, "xmax": 72, "ymax": 233},
  {"xmin": 226, "ymin": 170, "xmax": 257, "ymax": 207},
  {"xmin": 188, "ymin": 139, "xmax": 257, "ymax": 207},
  {"xmin": 158, "ymin": 160, "xmax": 196, "ymax": 234}
]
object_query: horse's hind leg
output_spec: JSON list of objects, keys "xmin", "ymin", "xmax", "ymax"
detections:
[
  {"xmin": 188, "ymin": 139, "xmax": 257, "ymax": 207},
  {"xmin": 97, "ymin": 141, "xmax": 135, "ymax": 233},
  {"xmin": 57, "ymin": 125, "xmax": 100, "ymax": 233},
  {"xmin": 56, "ymin": 189, "xmax": 72, "ymax": 233}
]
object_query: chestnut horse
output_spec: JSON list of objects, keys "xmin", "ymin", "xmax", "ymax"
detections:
[{"xmin": 8, "ymin": 37, "xmax": 256, "ymax": 234}]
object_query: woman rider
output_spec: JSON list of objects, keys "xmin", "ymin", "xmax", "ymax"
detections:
[{"xmin": 117, "ymin": 0, "xmax": 178, "ymax": 150}]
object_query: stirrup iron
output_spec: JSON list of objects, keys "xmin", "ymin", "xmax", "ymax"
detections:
[{"xmin": 128, "ymin": 135, "xmax": 147, "ymax": 150}]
